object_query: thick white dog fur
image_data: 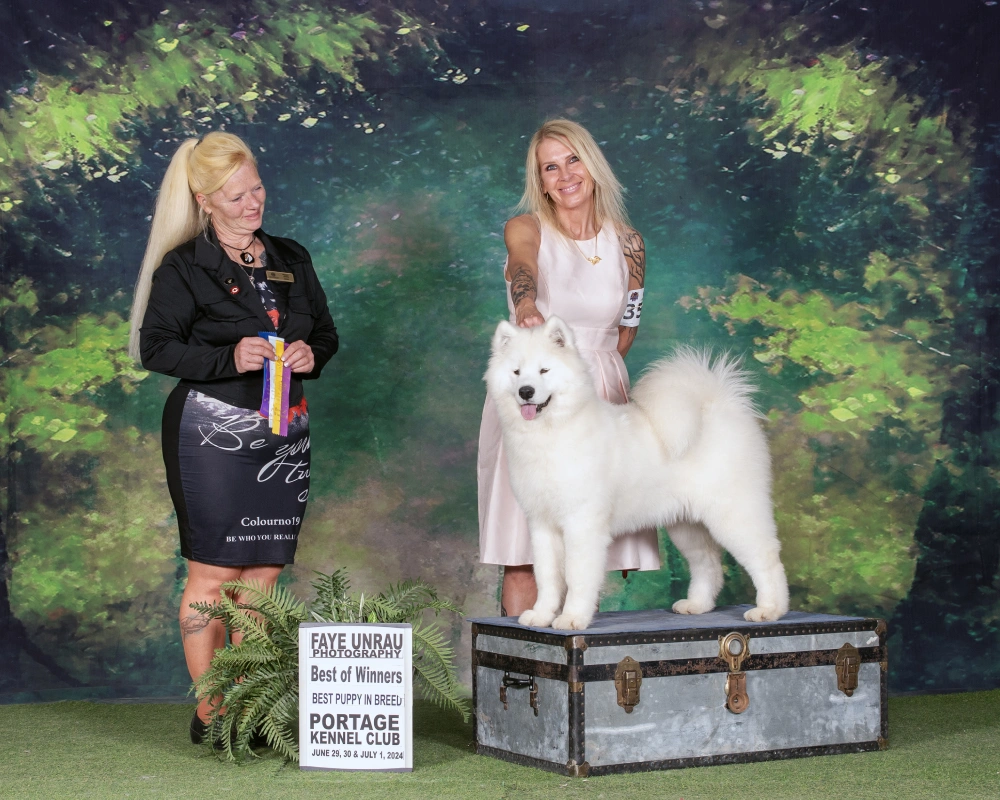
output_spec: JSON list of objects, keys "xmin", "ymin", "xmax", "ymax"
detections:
[{"xmin": 486, "ymin": 317, "xmax": 789, "ymax": 630}]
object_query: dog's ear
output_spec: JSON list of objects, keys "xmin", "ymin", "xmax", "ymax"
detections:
[
  {"xmin": 543, "ymin": 316, "xmax": 574, "ymax": 349},
  {"xmin": 491, "ymin": 320, "xmax": 518, "ymax": 353}
]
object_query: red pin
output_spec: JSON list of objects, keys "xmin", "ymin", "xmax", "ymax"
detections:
[{"xmin": 230, "ymin": 286, "xmax": 240, "ymax": 295}]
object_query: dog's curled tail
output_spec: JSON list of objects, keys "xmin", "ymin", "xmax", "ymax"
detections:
[{"xmin": 630, "ymin": 347, "xmax": 761, "ymax": 459}]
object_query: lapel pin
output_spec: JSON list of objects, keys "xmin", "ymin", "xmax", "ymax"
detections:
[
  {"xmin": 230, "ymin": 286, "xmax": 240, "ymax": 295},
  {"xmin": 224, "ymin": 277, "xmax": 234, "ymax": 285}
]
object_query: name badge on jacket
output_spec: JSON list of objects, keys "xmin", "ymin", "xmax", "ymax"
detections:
[{"xmin": 266, "ymin": 270, "xmax": 295, "ymax": 283}]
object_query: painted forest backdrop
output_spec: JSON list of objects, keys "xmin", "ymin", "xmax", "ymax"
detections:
[{"xmin": 1, "ymin": 0, "xmax": 998, "ymax": 702}]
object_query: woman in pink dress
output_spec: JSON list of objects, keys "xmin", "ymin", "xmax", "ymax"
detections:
[{"xmin": 478, "ymin": 119, "xmax": 660, "ymax": 616}]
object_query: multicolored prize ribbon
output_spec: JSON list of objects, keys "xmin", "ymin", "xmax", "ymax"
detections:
[{"xmin": 258, "ymin": 332, "xmax": 291, "ymax": 436}]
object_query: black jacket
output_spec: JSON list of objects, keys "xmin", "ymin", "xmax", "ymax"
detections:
[{"xmin": 140, "ymin": 228, "xmax": 339, "ymax": 409}]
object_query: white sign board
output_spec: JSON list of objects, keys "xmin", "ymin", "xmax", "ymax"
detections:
[{"xmin": 298, "ymin": 622, "xmax": 412, "ymax": 771}]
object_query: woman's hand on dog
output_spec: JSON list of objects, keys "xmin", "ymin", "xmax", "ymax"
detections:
[
  {"xmin": 505, "ymin": 215, "xmax": 545, "ymax": 329},
  {"xmin": 516, "ymin": 300, "xmax": 545, "ymax": 328}
]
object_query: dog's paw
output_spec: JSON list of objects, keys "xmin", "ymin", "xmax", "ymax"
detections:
[
  {"xmin": 743, "ymin": 605, "xmax": 784, "ymax": 622},
  {"xmin": 672, "ymin": 598, "xmax": 714, "ymax": 615},
  {"xmin": 551, "ymin": 612, "xmax": 592, "ymax": 631},
  {"xmin": 518, "ymin": 609, "xmax": 556, "ymax": 628}
]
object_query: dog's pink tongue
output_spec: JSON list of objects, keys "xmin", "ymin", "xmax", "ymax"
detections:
[{"xmin": 520, "ymin": 404, "xmax": 538, "ymax": 421}]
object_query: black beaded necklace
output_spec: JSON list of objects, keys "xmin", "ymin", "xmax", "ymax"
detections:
[{"xmin": 218, "ymin": 231, "xmax": 257, "ymax": 266}]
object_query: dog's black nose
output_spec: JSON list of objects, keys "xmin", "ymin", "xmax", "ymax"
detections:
[{"xmin": 519, "ymin": 386, "xmax": 535, "ymax": 401}]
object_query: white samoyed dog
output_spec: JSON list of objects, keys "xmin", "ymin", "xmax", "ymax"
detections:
[{"xmin": 486, "ymin": 317, "xmax": 789, "ymax": 631}]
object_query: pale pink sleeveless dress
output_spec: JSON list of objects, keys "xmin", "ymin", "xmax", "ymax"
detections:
[{"xmin": 477, "ymin": 223, "xmax": 661, "ymax": 570}]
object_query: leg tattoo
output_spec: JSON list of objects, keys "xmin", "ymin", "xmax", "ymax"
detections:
[{"xmin": 180, "ymin": 613, "xmax": 211, "ymax": 640}]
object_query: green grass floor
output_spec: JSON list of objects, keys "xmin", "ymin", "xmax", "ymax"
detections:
[{"xmin": 0, "ymin": 691, "xmax": 998, "ymax": 800}]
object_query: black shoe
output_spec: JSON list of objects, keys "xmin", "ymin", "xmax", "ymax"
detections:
[
  {"xmin": 191, "ymin": 711, "xmax": 231, "ymax": 751},
  {"xmin": 193, "ymin": 709, "xmax": 269, "ymax": 750},
  {"xmin": 190, "ymin": 710, "xmax": 210, "ymax": 744}
]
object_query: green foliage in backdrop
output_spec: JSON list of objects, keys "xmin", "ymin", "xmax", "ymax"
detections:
[{"xmin": 1, "ymin": 0, "xmax": 996, "ymax": 696}]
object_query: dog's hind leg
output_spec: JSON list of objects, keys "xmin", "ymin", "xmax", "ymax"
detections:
[
  {"xmin": 704, "ymin": 508, "xmax": 789, "ymax": 621},
  {"xmin": 518, "ymin": 523, "xmax": 565, "ymax": 629},
  {"xmin": 736, "ymin": 544, "xmax": 789, "ymax": 622},
  {"xmin": 667, "ymin": 522, "xmax": 724, "ymax": 615}
]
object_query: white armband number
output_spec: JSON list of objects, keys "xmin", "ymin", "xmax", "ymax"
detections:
[{"xmin": 620, "ymin": 288, "xmax": 644, "ymax": 328}]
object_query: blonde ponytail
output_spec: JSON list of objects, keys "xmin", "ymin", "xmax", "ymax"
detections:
[
  {"xmin": 128, "ymin": 132, "xmax": 257, "ymax": 361},
  {"xmin": 128, "ymin": 139, "xmax": 200, "ymax": 360}
]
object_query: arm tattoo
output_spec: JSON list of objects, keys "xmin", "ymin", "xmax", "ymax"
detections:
[
  {"xmin": 509, "ymin": 266, "xmax": 537, "ymax": 308},
  {"xmin": 622, "ymin": 230, "xmax": 646, "ymax": 287},
  {"xmin": 618, "ymin": 325, "xmax": 637, "ymax": 357},
  {"xmin": 180, "ymin": 613, "xmax": 211, "ymax": 640}
]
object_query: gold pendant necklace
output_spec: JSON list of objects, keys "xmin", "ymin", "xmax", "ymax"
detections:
[{"xmin": 574, "ymin": 234, "xmax": 601, "ymax": 265}]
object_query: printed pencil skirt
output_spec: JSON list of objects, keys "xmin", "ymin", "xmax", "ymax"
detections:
[{"xmin": 162, "ymin": 384, "xmax": 310, "ymax": 566}]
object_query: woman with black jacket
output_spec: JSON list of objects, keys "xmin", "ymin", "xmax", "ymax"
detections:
[{"xmin": 129, "ymin": 131, "xmax": 338, "ymax": 744}]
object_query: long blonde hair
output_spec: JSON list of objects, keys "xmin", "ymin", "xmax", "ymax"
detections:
[
  {"xmin": 128, "ymin": 131, "xmax": 257, "ymax": 360},
  {"xmin": 515, "ymin": 119, "xmax": 631, "ymax": 240}
]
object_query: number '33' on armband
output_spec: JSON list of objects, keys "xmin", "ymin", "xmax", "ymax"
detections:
[{"xmin": 620, "ymin": 287, "xmax": 644, "ymax": 328}]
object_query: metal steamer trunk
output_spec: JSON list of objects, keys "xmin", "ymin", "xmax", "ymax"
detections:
[{"xmin": 469, "ymin": 607, "xmax": 887, "ymax": 776}]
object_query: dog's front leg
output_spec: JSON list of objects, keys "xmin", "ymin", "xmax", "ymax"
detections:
[
  {"xmin": 518, "ymin": 522, "xmax": 565, "ymax": 628},
  {"xmin": 552, "ymin": 520, "xmax": 610, "ymax": 631}
]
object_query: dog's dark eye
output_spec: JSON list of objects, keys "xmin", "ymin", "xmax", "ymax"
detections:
[
  {"xmin": 513, "ymin": 369, "xmax": 520, "ymax": 375},
  {"xmin": 540, "ymin": 368, "xmax": 549, "ymax": 374}
]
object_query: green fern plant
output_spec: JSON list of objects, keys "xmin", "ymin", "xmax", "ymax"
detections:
[{"xmin": 191, "ymin": 569, "xmax": 469, "ymax": 762}]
